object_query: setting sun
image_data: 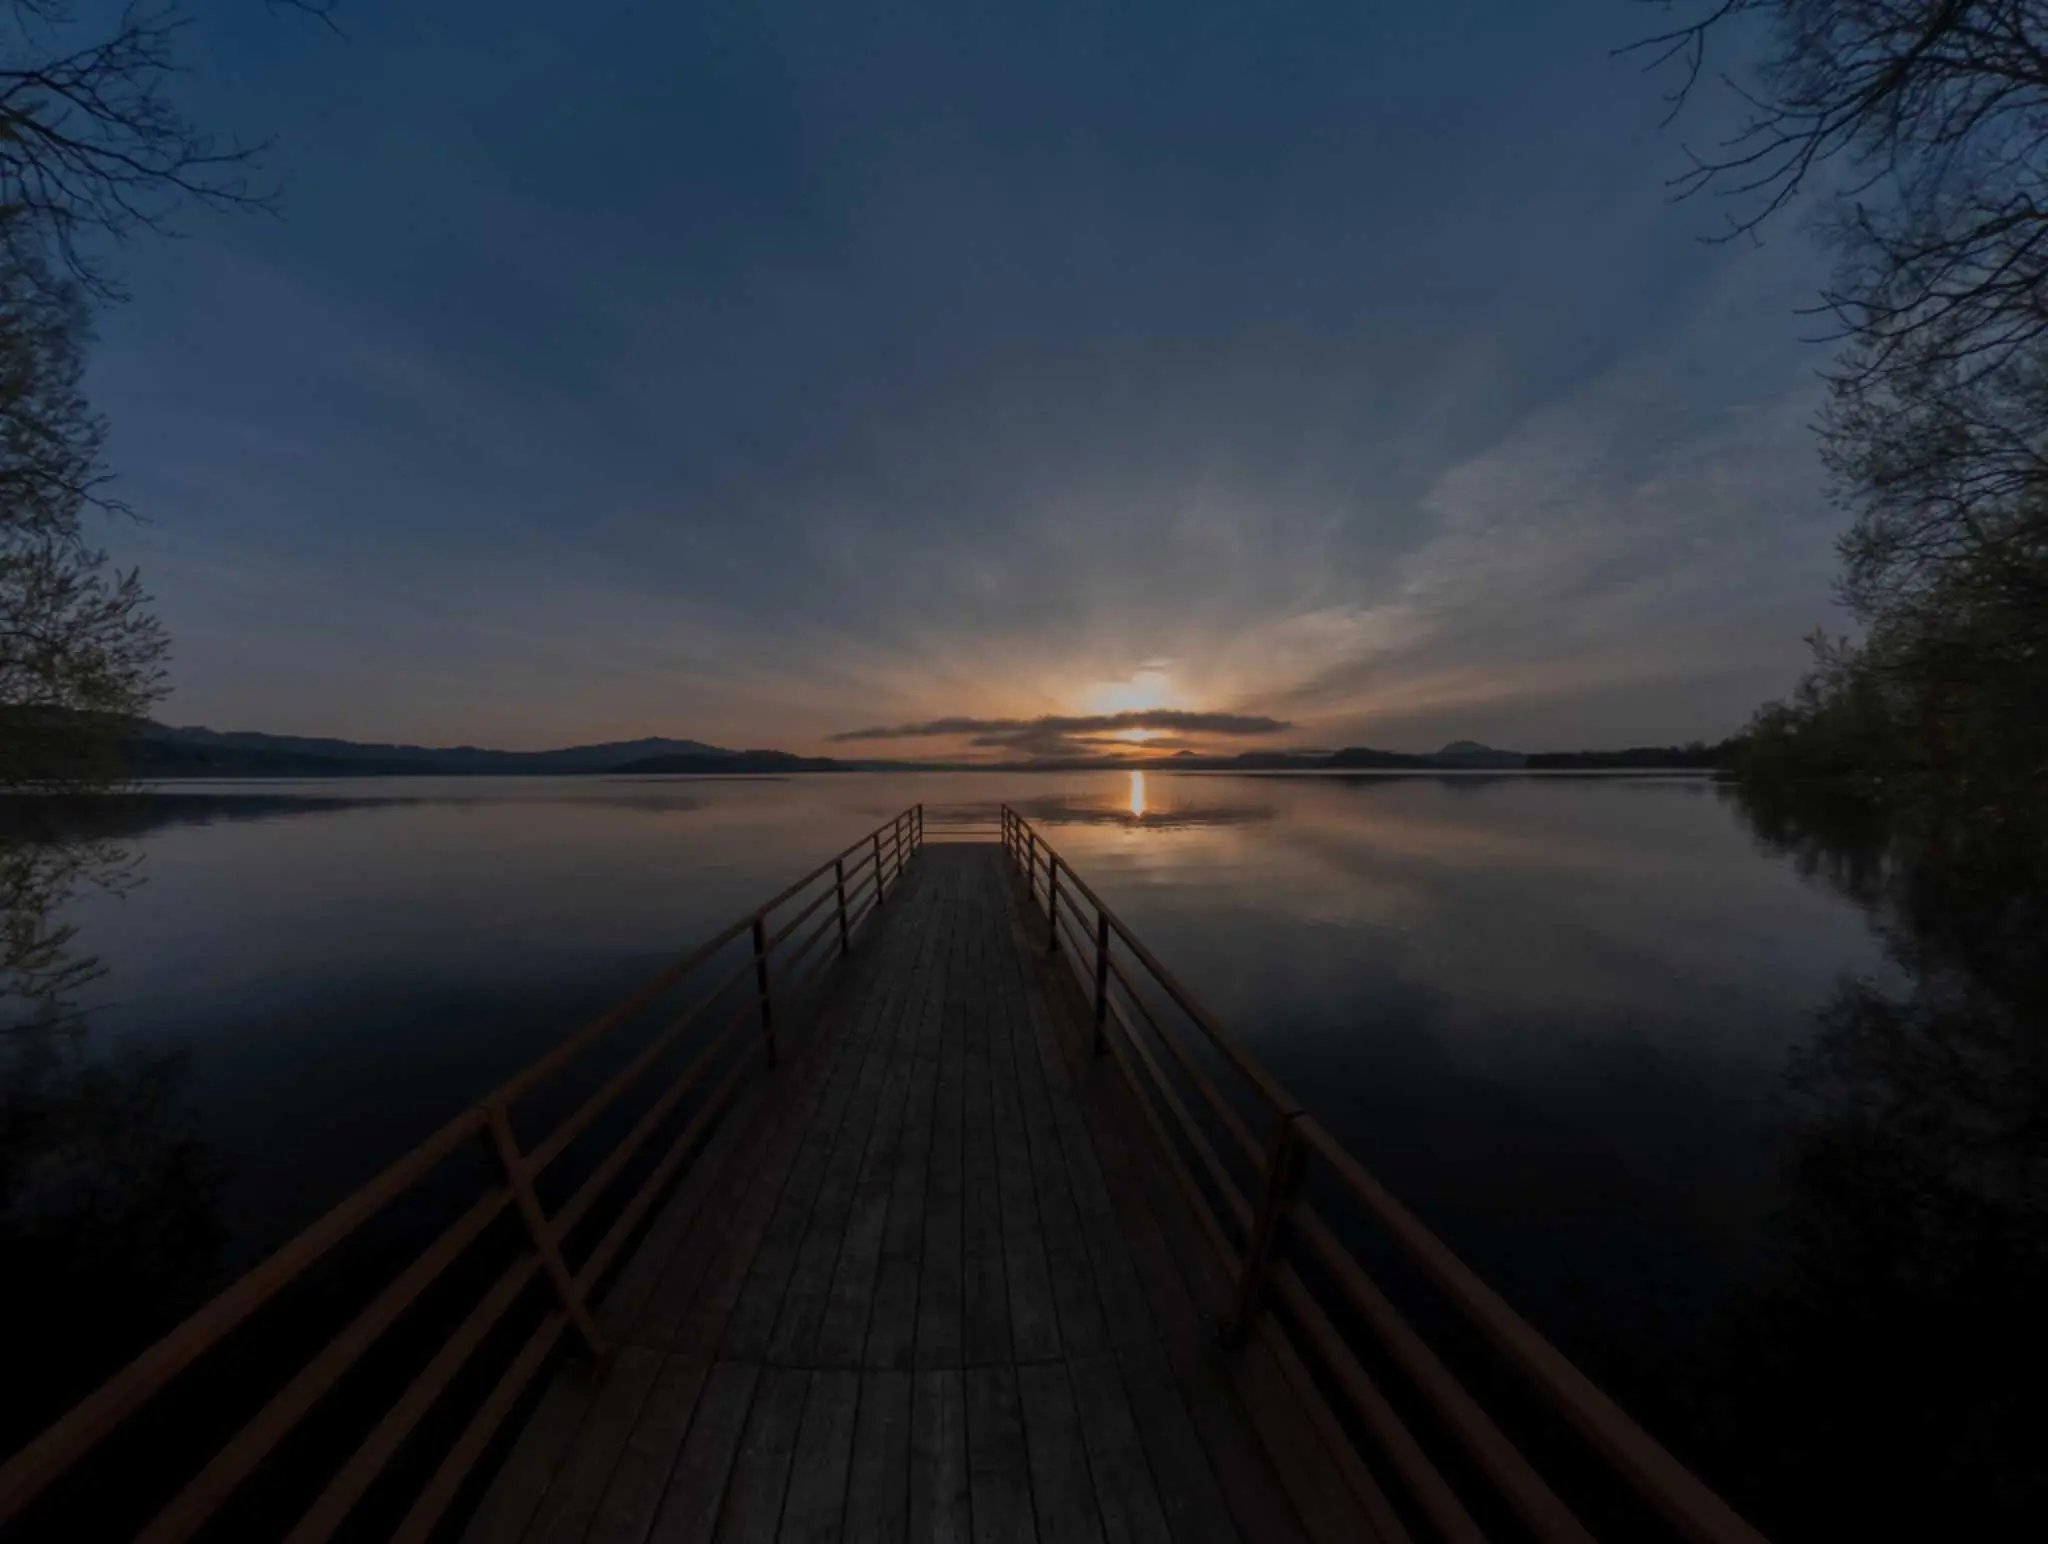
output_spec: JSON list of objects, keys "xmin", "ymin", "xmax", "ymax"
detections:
[{"xmin": 1082, "ymin": 668, "xmax": 1179, "ymax": 716}]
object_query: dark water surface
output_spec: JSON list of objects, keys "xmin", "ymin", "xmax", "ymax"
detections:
[{"xmin": 5, "ymin": 770, "xmax": 2039, "ymax": 1539}]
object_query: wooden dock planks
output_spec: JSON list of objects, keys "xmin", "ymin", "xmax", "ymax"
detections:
[{"xmin": 465, "ymin": 845, "xmax": 1378, "ymax": 1544}]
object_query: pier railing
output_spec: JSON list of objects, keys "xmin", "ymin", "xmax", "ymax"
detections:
[
  {"xmin": 0, "ymin": 805, "xmax": 925, "ymax": 1543},
  {"xmin": 1000, "ymin": 806, "xmax": 1766, "ymax": 1544}
]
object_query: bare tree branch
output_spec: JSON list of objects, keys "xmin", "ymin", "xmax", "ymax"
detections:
[{"xmin": 0, "ymin": 2, "xmax": 320, "ymax": 297}]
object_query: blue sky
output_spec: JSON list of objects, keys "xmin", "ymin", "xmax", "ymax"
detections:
[{"xmin": 89, "ymin": 0, "xmax": 1841, "ymax": 755}]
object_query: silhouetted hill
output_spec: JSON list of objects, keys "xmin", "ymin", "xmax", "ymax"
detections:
[
  {"xmin": 109, "ymin": 719, "xmax": 1723, "ymax": 778},
  {"xmin": 1247, "ymin": 743, "xmax": 1527, "ymax": 770},
  {"xmin": 118, "ymin": 724, "xmax": 832, "ymax": 778},
  {"xmin": 610, "ymin": 751, "xmax": 846, "ymax": 774},
  {"xmin": 1432, "ymin": 739, "xmax": 1526, "ymax": 768}
]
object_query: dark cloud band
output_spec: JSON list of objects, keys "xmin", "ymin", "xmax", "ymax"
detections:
[{"xmin": 827, "ymin": 710, "xmax": 1290, "ymax": 744}]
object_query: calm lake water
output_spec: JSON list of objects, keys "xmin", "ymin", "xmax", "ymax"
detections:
[{"xmin": 7, "ymin": 769, "xmax": 2038, "ymax": 1539}]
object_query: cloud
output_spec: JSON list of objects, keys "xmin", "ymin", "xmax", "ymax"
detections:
[
  {"xmin": 828, "ymin": 709, "xmax": 1288, "ymax": 741},
  {"xmin": 109, "ymin": 4, "xmax": 1843, "ymax": 752},
  {"xmin": 828, "ymin": 709, "xmax": 1290, "ymax": 758}
]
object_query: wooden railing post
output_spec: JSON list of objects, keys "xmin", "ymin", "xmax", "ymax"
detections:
[
  {"xmin": 1025, "ymin": 829, "xmax": 1038, "ymax": 897},
  {"xmin": 483, "ymin": 1102, "xmax": 606, "ymax": 1359},
  {"xmin": 873, "ymin": 831, "xmax": 886, "ymax": 904},
  {"xmin": 834, "ymin": 858, "xmax": 850, "ymax": 954},
  {"xmin": 751, "ymin": 916, "xmax": 778, "ymax": 1066},
  {"xmin": 1046, "ymin": 858, "xmax": 1062, "ymax": 954},
  {"xmin": 1092, "ymin": 910, "xmax": 1111, "ymax": 1054},
  {"xmin": 1221, "ymin": 1111, "xmax": 1306, "ymax": 1348}
]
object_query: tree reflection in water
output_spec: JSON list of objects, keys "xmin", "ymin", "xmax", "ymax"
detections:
[
  {"xmin": 0, "ymin": 811, "xmax": 223, "ymax": 1455},
  {"xmin": 1707, "ymin": 782, "xmax": 2047, "ymax": 1540}
]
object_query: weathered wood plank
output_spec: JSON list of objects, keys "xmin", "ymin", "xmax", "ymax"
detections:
[
  {"xmin": 599, "ymin": 1015, "xmax": 805, "ymax": 1341},
  {"xmin": 965, "ymin": 1365, "xmax": 1036, "ymax": 1544},
  {"xmin": 648, "ymin": 1360, "xmax": 759, "ymax": 1543},
  {"xmin": 994, "ymin": 935, "xmax": 1110, "ymax": 1360},
  {"xmin": 1065, "ymin": 1352, "xmax": 1174, "ymax": 1544},
  {"xmin": 624, "ymin": 1055, "xmax": 836, "ymax": 1350},
  {"xmin": 859, "ymin": 889, "xmax": 947, "ymax": 1370},
  {"xmin": 809, "ymin": 892, "xmax": 940, "ymax": 1366},
  {"xmin": 984, "ymin": 943, "xmax": 1061, "ymax": 1365},
  {"xmin": 842, "ymin": 1370, "xmax": 912, "ymax": 1544},
  {"xmin": 715, "ymin": 1366, "xmax": 810, "ymax": 1542},
  {"xmin": 1004, "ymin": 922, "xmax": 1159, "ymax": 1353},
  {"xmin": 908, "ymin": 1368, "xmax": 969, "ymax": 1543},
  {"xmin": 960, "ymin": 890, "xmax": 1011, "ymax": 1367},
  {"xmin": 787, "ymin": 886, "xmax": 941, "ymax": 1374},
  {"xmin": 761, "ymin": 998, "xmax": 904, "ymax": 1364},
  {"xmin": 1017, "ymin": 1361, "xmax": 1105, "ymax": 1544},
  {"xmin": 721, "ymin": 947, "xmax": 910, "ymax": 1361},
  {"xmin": 522, "ymin": 1344, "xmax": 662, "ymax": 1544},
  {"xmin": 639, "ymin": 913, "xmax": 912, "ymax": 1356},
  {"xmin": 1116, "ymin": 1343, "xmax": 1243, "ymax": 1544},
  {"xmin": 777, "ymin": 1369, "xmax": 860, "ymax": 1543},
  {"xmin": 584, "ymin": 1354, "xmax": 711, "ymax": 1544},
  {"xmin": 692, "ymin": 917, "xmax": 913, "ymax": 1363},
  {"xmin": 914, "ymin": 867, "xmax": 967, "ymax": 1370}
]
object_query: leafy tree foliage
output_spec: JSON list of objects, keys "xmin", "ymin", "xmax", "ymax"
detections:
[
  {"xmin": 1, "ymin": 248, "xmax": 167, "ymax": 797},
  {"xmin": 1, "ymin": 0, "xmax": 294, "ymax": 1001},
  {"xmin": 1649, "ymin": 2, "xmax": 2048, "ymax": 801}
]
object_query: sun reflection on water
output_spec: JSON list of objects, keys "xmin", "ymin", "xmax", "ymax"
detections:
[{"xmin": 1128, "ymin": 769, "xmax": 1147, "ymax": 818}]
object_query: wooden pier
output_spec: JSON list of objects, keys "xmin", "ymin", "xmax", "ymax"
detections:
[
  {"xmin": 462, "ymin": 839, "xmax": 1370, "ymax": 1544},
  {"xmin": 0, "ymin": 806, "xmax": 1769, "ymax": 1544}
]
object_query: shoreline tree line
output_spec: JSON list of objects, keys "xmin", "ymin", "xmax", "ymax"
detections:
[{"xmin": 1650, "ymin": 2, "xmax": 2046, "ymax": 825}]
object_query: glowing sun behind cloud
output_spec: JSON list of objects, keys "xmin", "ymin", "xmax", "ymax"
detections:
[{"xmin": 1081, "ymin": 667, "xmax": 1179, "ymax": 716}]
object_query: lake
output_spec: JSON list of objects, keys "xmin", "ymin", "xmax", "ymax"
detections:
[{"xmin": 5, "ymin": 769, "xmax": 2037, "ymax": 1540}]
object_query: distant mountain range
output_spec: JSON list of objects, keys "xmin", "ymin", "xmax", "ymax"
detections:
[
  {"xmin": 1230, "ymin": 739, "xmax": 1528, "ymax": 771},
  {"xmin": 122, "ymin": 724, "xmax": 847, "ymax": 777},
  {"xmin": 114, "ymin": 724, "xmax": 1726, "ymax": 778}
]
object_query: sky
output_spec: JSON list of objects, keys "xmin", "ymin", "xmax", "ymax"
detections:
[{"xmin": 88, "ymin": 0, "xmax": 1845, "ymax": 759}]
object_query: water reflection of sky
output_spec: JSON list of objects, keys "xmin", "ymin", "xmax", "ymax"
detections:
[
  {"xmin": 19, "ymin": 770, "xmax": 2026, "ymax": 1539},
  {"xmin": 44, "ymin": 772, "xmax": 1882, "ymax": 1409},
  {"xmin": 944, "ymin": 770, "xmax": 1885, "ymax": 1395}
]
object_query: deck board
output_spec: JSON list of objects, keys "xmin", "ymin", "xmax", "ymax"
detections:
[{"xmin": 469, "ymin": 844, "xmax": 1379, "ymax": 1544}]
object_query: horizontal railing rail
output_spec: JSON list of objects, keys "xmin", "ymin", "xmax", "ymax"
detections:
[
  {"xmin": 1000, "ymin": 806, "xmax": 1768, "ymax": 1544},
  {"xmin": 0, "ymin": 805, "xmax": 926, "ymax": 1542}
]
